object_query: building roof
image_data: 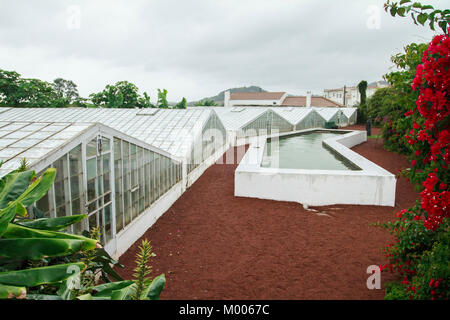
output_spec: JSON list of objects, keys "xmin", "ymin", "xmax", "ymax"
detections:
[
  {"xmin": 281, "ymin": 96, "xmax": 343, "ymax": 107},
  {"xmin": 340, "ymin": 107, "xmax": 357, "ymax": 118},
  {"xmin": 270, "ymin": 107, "xmax": 314, "ymax": 125},
  {"xmin": 0, "ymin": 108, "xmax": 216, "ymax": 160},
  {"xmin": 315, "ymin": 108, "xmax": 341, "ymax": 122},
  {"xmin": 211, "ymin": 107, "xmax": 268, "ymax": 130},
  {"xmin": 0, "ymin": 121, "xmax": 93, "ymax": 177},
  {"xmin": 230, "ymin": 92, "xmax": 286, "ymax": 100}
]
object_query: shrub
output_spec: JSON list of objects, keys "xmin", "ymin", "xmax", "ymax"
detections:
[{"xmin": 379, "ymin": 24, "xmax": 449, "ymax": 300}]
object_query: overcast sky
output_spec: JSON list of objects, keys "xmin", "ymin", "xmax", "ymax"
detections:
[{"xmin": 0, "ymin": 0, "xmax": 446, "ymax": 101}]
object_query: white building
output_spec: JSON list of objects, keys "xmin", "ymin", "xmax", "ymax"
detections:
[
  {"xmin": 224, "ymin": 91, "xmax": 343, "ymax": 108},
  {"xmin": 324, "ymin": 81, "xmax": 389, "ymax": 107}
]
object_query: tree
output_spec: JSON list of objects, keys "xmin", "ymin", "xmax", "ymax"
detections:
[
  {"xmin": 174, "ymin": 97, "xmax": 187, "ymax": 109},
  {"xmin": 52, "ymin": 78, "xmax": 79, "ymax": 104},
  {"xmin": 356, "ymin": 80, "xmax": 368, "ymax": 124},
  {"xmin": 0, "ymin": 68, "xmax": 64, "ymax": 108},
  {"xmin": 156, "ymin": 89, "xmax": 169, "ymax": 109},
  {"xmin": 194, "ymin": 99, "xmax": 217, "ymax": 106},
  {"xmin": 90, "ymin": 81, "xmax": 152, "ymax": 108},
  {"xmin": 357, "ymin": 81, "xmax": 368, "ymax": 106}
]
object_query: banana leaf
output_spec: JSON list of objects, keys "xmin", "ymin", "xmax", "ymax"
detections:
[
  {"xmin": 145, "ymin": 274, "xmax": 166, "ymax": 300},
  {"xmin": 92, "ymin": 247, "xmax": 124, "ymax": 282},
  {"xmin": 0, "ymin": 204, "xmax": 20, "ymax": 237},
  {"xmin": 0, "ymin": 238, "xmax": 91, "ymax": 260},
  {"xmin": 3, "ymin": 223, "xmax": 98, "ymax": 249},
  {"xmin": 0, "ymin": 170, "xmax": 35, "ymax": 209},
  {"xmin": 0, "ymin": 283, "xmax": 26, "ymax": 299},
  {"xmin": 16, "ymin": 168, "xmax": 56, "ymax": 208},
  {"xmin": 0, "ymin": 262, "xmax": 85, "ymax": 287},
  {"xmin": 16, "ymin": 214, "xmax": 87, "ymax": 231},
  {"xmin": 26, "ymin": 294, "xmax": 63, "ymax": 300},
  {"xmin": 91, "ymin": 280, "xmax": 135, "ymax": 300}
]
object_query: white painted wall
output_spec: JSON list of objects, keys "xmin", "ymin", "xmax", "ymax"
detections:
[{"xmin": 235, "ymin": 130, "xmax": 396, "ymax": 207}]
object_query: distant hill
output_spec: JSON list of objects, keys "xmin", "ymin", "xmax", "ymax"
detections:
[{"xmin": 188, "ymin": 86, "xmax": 266, "ymax": 106}]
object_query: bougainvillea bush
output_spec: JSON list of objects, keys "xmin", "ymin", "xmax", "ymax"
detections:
[{"xmin": 379, "ymin": 27, "xmax": 449, "ymax": 300}]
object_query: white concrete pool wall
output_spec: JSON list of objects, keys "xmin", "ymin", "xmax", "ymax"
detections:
[{"xmin": 234, "ymin": 129, "xmax": 396, "ymax": 206}]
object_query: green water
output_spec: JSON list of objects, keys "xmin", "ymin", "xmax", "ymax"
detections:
[{"xmin": 262, "ymin": 132, "xmax": 358, "ymax": 170}]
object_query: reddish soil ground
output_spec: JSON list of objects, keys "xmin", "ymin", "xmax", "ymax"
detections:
[{"xmin": 117, "ymin": 125, "xmax": 418, "ymax": 299}]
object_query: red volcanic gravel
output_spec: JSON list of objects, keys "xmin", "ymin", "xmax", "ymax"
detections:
[{"xmin": 116, "ymin": 125, "xmax": 418, "ymax": 299}]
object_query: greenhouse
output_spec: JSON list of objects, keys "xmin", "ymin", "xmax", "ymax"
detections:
[
  {"xmin": 315, "ymin": 108, "xmax": 345, "ymax": 126},
  {"xmin": 271, "ymin": 108, "xmax": 327, "ymax": 130},
  {"xmin": 212, "ymin": 107, "xmax": 294, "ymax": 142},
  {"xmin": 0, "ymin": 106, "xmax": 357, "ymax": 258},
  {"xmin": 341, "ymin": 108, "xmax": 358, "ymax": 125},
  {"xmin": 0, "ymin": 107, "xmax": 227, "ymax": 258}
]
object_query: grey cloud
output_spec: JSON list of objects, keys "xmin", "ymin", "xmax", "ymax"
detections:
[{"xmin": 0, "ymin": 0, "xmax": 445, "ymax": 100}]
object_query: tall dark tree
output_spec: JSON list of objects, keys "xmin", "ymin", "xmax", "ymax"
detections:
[
  {"xmin": 52, "ymin": 78, "xmax": 79, "ymax": 104},
  {"xmin": 357, "ymin": 80, "xmax": 368, "ymax": 106}
]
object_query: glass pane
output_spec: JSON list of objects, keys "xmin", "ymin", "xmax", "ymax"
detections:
[
  {"xmin": 103, "ymin": 153, "xmax": 110, "ymax": 174},
  {"xmin": 101, "ymin": 137, "xmax": 110, "ymax": 153},
  {"xmin": 72, "ymin": 198, "xmax": 81, "ymax": 215},
  {"xmin": 87, "ymin": 158, "xmax": 97, "ymax": 181},
  {"xmin": 104, "ymin": 192, "xmax": 111, "ymax": 204},
  {"xmin": 87, "ymin": 138, "xmax": 97, "ymax": 157},
  {"xmin": 87, "ymin": 178, "xmax": 96, "ymax": 201},
  {"xmin": 88, "ymin": 213, "xmax": 97, "ymax": 231},
  {"xmin": 114, "ymin": 138, "xmax": 121, "ymax": 160},
  {"xmin": 69, "ymin": 144, "xmax": 82, "ymax": 175},
  {"xmin": 104, "ymin": 204, "xmax": 112, "ymax": 243},
  {"xmin": 70, "ymin": 175, "xmax": 80, "ymax": 199}
]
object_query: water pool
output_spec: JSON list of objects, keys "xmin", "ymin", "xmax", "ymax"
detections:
[{"xmin": 261, "ymin": 131, "xmax": 360, "ymax": 170}]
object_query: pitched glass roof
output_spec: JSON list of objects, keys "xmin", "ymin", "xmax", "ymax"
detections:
[
  {"xmin": 208, "ymin": 107, "xmax": 268, "ymax": 130},
  {"xmin": 315, "ymin": 108, "xmax": 341, "ymax": 122},
  {"xmin": 0, "ymin": 121, "xmax": 92, "ymax": 177},
  {"xmin": 0, "ymin": 108, "xmax": 214, "ymax": 159},
  {"xmin": 340, "ymin": 107, "xmax": 357, "ymax": 118},
  {"xmin": 270, "ymin": 107, "xmax": 314, "ymax": 125}
]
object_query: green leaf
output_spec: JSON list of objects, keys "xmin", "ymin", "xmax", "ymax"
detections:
[
  {"xmin": 0, "ymin": 204, "xmax": 18, "ymax": 237},
  {"xmin": 0, "ymin": 238, "xmax": 87, "ymax": 260},
  {"xmin": 26, "ymin": 294, "xmax": 63, "ymax": 300},
  {"xmin": 399, "ymin": 0, "xmax": 410, "ymax": 4},
  {"xmin": 438, "ymin": 20, "xmax": 447, "ymax": 33},
  {"xmin": 76, "ymin": 293, "xmax": 93, "ymax": 300},
  {"xmin": 0, "ymin": 283, "xmax": 26, "ymax": 299},
  {"xmin": 0, "ymin": 170, "xmax": 35, "ymax": 209},
  {"xmin": 390, "ymin": 6, "xmax": 397, "ymax": 16},
  {"xmin": 16, "ymin": 168, "xmax": 56, "ymax": 207},
  {"xmin": 92, "ymin": 248, "xmax": 124, "ymax": 281},
  {"xmin": 411, "ymin": 12, "xmax": 418, "ymax": 24},
  {"xmin": 420, "ymin": 5, "xmax": 434, "ymax": 10},
  {"xmin": 90, "ymin": 280, "xmax": 135, "ymax": 299},
  {"xmin": 417, "ymin": 13, "xmax": 428, "ymax": 25},
  {"xmin": 2, "ymin": 223, "xmax": 97, "ymax": 251},
  {"xmin": 16, "ymin": 214, "xmax": 87, "ymax": 231},
  {"xmin": 397, "ymin": 7, "xmax": 406, "ymax": 17},
  {"xmin": 0, "ymin": 262, "xmax": 85, "ymax": 287},
  {"xmin": 146, "ymin": 274, "xmax": 166, "ymax": 300}
]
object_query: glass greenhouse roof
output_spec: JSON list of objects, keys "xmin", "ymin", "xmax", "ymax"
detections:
[
  {"xmin": 270, "ymin": 107, "xmax": 314, "ymax": 125},
  {"xmin": 0, "ymin": 121, "xmax": 93, "ymax": 177},
  {"xmin": 340, "ymin": 107, "xmax": 357, "ymax": 118},
  {"xmin": 209, "ymin": 107, "xmax": 268, "ymax": 130},
  {"xmin": 0, "ymin": 108, "xmax": 213, "ymax": 159},
  {"xmin": 315, "ymin": 108, "xmax": 341, "ymax": 122}
]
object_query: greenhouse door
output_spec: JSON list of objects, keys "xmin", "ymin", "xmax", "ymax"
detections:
[{"xmin": 85, "ymin": 135, "xmax": 116, "ymax": 254}]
